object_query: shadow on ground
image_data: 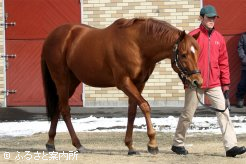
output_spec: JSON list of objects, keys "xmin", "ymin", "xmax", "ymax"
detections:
[{"xmin": 0, "ymin": 106, "xmax": 245, "ymax": 121}]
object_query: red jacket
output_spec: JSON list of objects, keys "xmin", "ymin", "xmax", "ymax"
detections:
[{"xmin": 189, "ymin": 24, "xmax": 230, "ymax": 89}]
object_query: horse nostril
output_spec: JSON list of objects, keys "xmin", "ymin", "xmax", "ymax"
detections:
[{"xmin": 192, "ymin": 80, "xmax": 199, "ymax": 87}]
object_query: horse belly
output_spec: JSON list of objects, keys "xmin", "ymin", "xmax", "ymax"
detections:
[
  {"xmin": 69, "ymin": 61, "xmax": 115, "ymax": 88},
  {"xmin": 67, "ymin": 29, "xmax": 116, "ymax": 87}
]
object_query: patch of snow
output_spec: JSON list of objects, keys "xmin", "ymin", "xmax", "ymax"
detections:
[{"xmin": 0, "ymin": 116, "xmax": 245, "ymax": 137}]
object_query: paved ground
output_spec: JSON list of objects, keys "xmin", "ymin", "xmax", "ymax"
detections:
[
  {"xmin": 1, "ymin": 132, "xmax": 246, "ymax": 163},
  {"xmin": 0, "ymin": 105, "xmax": 245, "ymax": 121},
  {"xmin": 0, "ymin": 106, "xmax": 246, "ymax": 163}
]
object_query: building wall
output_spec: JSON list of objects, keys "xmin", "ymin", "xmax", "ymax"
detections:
[
  {"xmin": 0, "ymin": 0, "xmax": 201, "ymax": 107},
  {"xmin": 82, "ymin": 0, "xmax": 201, "ymax": 107},
  {"xmin": 0, "ymin": 0, "xmax": 5, "ymax": 107}
]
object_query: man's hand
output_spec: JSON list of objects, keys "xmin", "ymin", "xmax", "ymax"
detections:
[
  {"xmin": 223, "ymin": 90, "xmax": 229, "ymax": 99},
  {"xmin": 223, "ymin": 89, "xmax": 231, "ymax": 111}
]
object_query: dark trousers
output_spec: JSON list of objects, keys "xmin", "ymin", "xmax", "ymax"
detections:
[{"xmin": 236, "ymin": 70, "xmax": 246, "ymax": 99}]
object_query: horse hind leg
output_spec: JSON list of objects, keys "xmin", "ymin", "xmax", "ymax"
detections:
[
  {"xmin": 42, "ymin": 59, "xmax": 60, "ymax": 152},
  {"xmin": 46, "ymin": 112, "xmax": 60, "ymax": 151},
  {"xmin": 57, "ymin": 85, "xmax": 84, "ymax": 152},
  {"xmin": 66, "ymin": 73, "xmax": 86, "ymax": 153}
]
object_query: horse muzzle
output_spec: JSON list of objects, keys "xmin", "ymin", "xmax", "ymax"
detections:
[
  {"xmin": 187, "ymin": 70, "xmax": 203, "ymax": 88},
  {"xmin": 192, "ymin": 79, "xmax": 202, "ymax": 88},
  {"xmin": 191, "ymin": 74, "xmax": 203, "ymax": 88}
]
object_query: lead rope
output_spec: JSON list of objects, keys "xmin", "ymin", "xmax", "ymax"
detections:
[{"xmin": 195, "ymin": 87, "xmax": 228, "ymax": 112}]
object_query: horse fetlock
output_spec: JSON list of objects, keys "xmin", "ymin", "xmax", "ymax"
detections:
[
  {"xmin": 46, "ymin": 143, "xmax": 56, "ymax": 152},
  {"xmin": 77, "ymin": 145, "xmax": 86, "ymax": 153},
  {"xmin": 47, "ymin": 138, "xmax": 55, "ymax": 145},
  {"xmin": 125, "ymin": 142, "xmax": 134, "ymax": 151},
  {"xmin": 72, "ymin": 141, "xmax": 82, "ymax": 149},
  {"xmin": 126, "ymin": 144, "xmax": 139, "ymax": 155},
  {"xmin": 126, "ymin": 144, "xmax": 134, "ymax": 150},
  {"xmin": 125, "ymin": 138, "xmax": 132, "ymax": 146},
  {"xmin": 147, "ymin": 132, "xmax": 158, "ymax": 149},
  {"xmin": 147, "ymin": 130, "xmax": 156, "ymax": 139},
  {"xmin": 148, "ymin": 141, "xmax": 158, "ymax": 148}
]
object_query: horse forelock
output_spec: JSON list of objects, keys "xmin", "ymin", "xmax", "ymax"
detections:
[{"xmin": 185, "ymin": 34, "xmax": 200, "ymax": 52}]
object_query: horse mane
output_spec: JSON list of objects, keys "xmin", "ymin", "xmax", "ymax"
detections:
[
  {"xmin": 114, "ymin": 18, "xmax": 141, "ymax": 27},
  {"xmin": 115, "ymin": 18, "xmax": 181, "ymax": 43}
]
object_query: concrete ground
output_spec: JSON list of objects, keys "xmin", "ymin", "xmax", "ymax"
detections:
[{"xmin": 0, "ymin": 105, "xmax": 245, "ymax": 121}]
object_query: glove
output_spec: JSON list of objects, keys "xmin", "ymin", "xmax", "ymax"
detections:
[
  {"xmin": 222, "ymin": 85, "xmax": 230, "ymax": 93},
  {"xmin": 223, "ymin": 90, "xmax": 230, "ymax": 99},
  {"xmin": 222, "ymin": 86, "xmax": 231, "ymax": 111}
]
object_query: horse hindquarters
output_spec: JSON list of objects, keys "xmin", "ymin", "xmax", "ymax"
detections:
[{"xmin": 41, "ymin": 25, "xmax": 84, "ymax": 152}]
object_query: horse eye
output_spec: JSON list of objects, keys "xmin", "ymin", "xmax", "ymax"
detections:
[{"xmin": 181, "ymin": 54, "xmax": 186, "ymax": 59}]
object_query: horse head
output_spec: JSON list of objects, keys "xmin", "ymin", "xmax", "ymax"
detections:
[{"xmin": 171, "ymin": 31, "xmax": 203, "ymax": 88}]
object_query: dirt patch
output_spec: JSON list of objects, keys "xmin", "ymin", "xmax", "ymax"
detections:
[{"xmin": 0, "ymin": 132, "xmax": 246, "ymax": 163}]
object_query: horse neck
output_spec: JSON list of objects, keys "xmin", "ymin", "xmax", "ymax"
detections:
[{"xmin": 140, "ymin": 31, "xmax": 180, "ymax": 64}]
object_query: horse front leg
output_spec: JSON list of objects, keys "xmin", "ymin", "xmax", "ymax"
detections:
[
  {"xmin": 125, "ymin": 99, "xmax": 138, "ymax": 155},
  {"xmin": 139, "ymin": 102, "xmax": 158, "ymax": 154},
  {"xmin": 120, "ymin": 79, "xmax": 158, "ymax": 155}
]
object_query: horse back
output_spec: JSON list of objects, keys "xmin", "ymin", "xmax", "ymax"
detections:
[
  {"xmin": 67, "ymin": 21, "xmax": 148, "ymax": 87},
  {"xmin": 42, "ymin": 21, "xmax": 153, "ymax": 88},
  {"xmin": 73, "ymin": 21, "xmax": 155, "ymax": 86}
]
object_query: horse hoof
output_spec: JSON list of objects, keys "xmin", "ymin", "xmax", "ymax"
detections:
[
  {"xmin": 128, "ymin": 150, "xmax": 140, "ymax": 155},
  {"xmin": 46, "ymin": 143, "xmax": 55, "ymax": 152},
  {"xmin": 77, "ymin": 145, "xmax": 86, "ymax": 153},
  {"xmin": 148, "ymin": 145, "xmax": 159, "ymax": 155}
]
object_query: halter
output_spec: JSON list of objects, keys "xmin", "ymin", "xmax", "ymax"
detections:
[{"xmin": 171, "ymin": 38, "xmax": 201, "ymax": 83}]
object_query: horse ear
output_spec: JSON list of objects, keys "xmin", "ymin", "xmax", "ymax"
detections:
[
  {"xmin": 180, "ymin": 30, "xmax": 186, "ymax": 41},
  {"xmin": 192, "ymin": 32, "xmax": 200, "ymax": 40}
]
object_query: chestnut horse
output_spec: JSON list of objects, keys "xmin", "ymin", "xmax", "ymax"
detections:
[{"xmin": 41, "ymin": 18, "xmax": 202, "ymax": 155}]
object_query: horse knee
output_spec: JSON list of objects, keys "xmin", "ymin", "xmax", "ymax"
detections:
[
  {"xmin": 139, "ymin": 102, "xmax": 151, "ymax": 114},
  {"xmin": 48, "ymin": 130, "xmax": 56, "ymax": 138},
  {"xmin": 125, "ymin": 139, "xmax": 132, "ymax": 147},
  {"xmin": 148, "ymin": 129, "xmax": 156, "ymax": 138}
]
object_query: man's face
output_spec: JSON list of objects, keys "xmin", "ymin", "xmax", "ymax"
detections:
[{"xmin": 201, "ymin": 16, "xmax": 216, "ymax": 30}]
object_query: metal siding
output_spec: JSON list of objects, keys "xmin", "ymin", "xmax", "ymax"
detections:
[
  {"xmin": 5, "ymin": 0, "xmax": 82, "ymax": 106},
  {"xmin": 6, "ymin": 0, "xmax": 81, "ymax": 39}
]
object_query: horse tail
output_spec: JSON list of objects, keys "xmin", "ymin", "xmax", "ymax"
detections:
[{"xmin": 41, "ymin": 57, "xmax": 59, "ymax": 121}]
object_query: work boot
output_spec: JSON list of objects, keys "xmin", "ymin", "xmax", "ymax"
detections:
[
  {"xmin": 171, "ymin": 146, "xmax": 188, "ymax": 155},
  {"xmin": 236, "ymin": 99, "xmax": 244, "ymax": 108},
  {"xmin": 226, "ymin": 146, "xmax": 246, "ymax": 157}
]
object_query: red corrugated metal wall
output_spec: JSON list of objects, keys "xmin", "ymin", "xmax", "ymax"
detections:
[
  {"xmin": 5, "ymin": 0, "xmax": 83, "ymax": 106},
  {"xmin": 204, "ymin": 0, "xmax": 246, "ymax": 104}
]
